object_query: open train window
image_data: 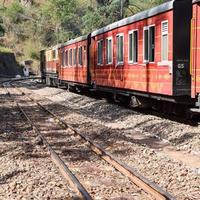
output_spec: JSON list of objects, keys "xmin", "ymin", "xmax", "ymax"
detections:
[
  {"xmin": 52, "ymin": 50, "xmax": 56, "ymax": 60},
  {"xmin": 61, "ymin": 50, "xmax": 65, "ymax": 67},
  {"xmin": 97, "ymin": 40, "xmax": 103, "ymax": 65},
  {"xmin": 161, "ymin": 21, "xmax": 168, "ymax": 61},
  {"xmin": 73, "ymin": 48, "xmax": 77, "ymax": 66},
  {"xmin": 144, "ymin": 27, "xmax": 149, "ymax": 62},
  {"xmin": 143, "ymin": 26, "xmax": 155, "ymax": 62},
  {"xmin": 149, "ymin": 26, "xmax": 155, "ymax": 62},
  {"xmin": 69, "ymin": 49, "xmax": 72, "ymax": 66},
  {"xmin": 116, "ymin": 34, "xmax": 124, "ymax": 64},
  {"xmin": 128, "ymin": 30, "xmax": 138, "ymax": 63},
  {"xmin": 65, "ymin": 50, "xmax": 68, "ymax": 66},
  {"xmin": 78, "ymin": 46, "xmax": 83, "ymax": 66},
  {"xmin": 106, "ymin": 37, "xmax": 112, "ymax": 64}
]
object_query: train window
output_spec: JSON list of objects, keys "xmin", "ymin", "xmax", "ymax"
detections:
[
  {"xmin": 161, "ymin": 21, "xmax": 168, "ymax": 61},
  {"xmin": 144, "ymin": 27, "xmax": 149, "ymax": 62},
  {"xmin": 128, "ymin": 30, "xmax": 138, "ymax": 63},
  {"xmin": 149, "ymin": 26, "xmax": 155, "ymax": 62},
  {"xmin": 52, "ymin": 50, "xmax": 56, "ymax": 60},
  {"xmin": 97, "ymin": 40, "xmax": 103, "ymax": 65},
  {"xmin": 143, "ymin": 26, "xmax": 155, "ymax": 62},
  {"xmin": 69, "ymin": 49, "xmax": 72, "ymax": 66},
  {"xmin": 116, "ymin": 34, "xmax": 124, "ymax": 64},
  {"xmin": 73, "ymin": 48, "xmax": 77, "ymax": 66},
  {"xmin": 61, "ymin": 50, "xmax": 65, "ymax": 66},
  {"xmin": 78, "ymin": 46, "xmax": 83, "ymax": 66},
  {"xmin": 106, "ymin": 37, "xmax": 112, "ymax": 64},
  {"xmin": 65, "ymin": 50, "xmax": 68, "ymax": 66}
]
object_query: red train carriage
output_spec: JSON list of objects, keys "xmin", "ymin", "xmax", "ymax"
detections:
[
  {"xmin": 40, "ymin": 0, "xmax": 200, "ymax": 114},
  {"xmin": 41, "ymin": 44, "xmax": 61, "ymax": 86},
  {"xmin": 58, "ymin": 35, "xmax": 91, "ymax": 89},
  {"xmin": 90, "ymin": 0, "xmax": 194, "ymax": 108}
]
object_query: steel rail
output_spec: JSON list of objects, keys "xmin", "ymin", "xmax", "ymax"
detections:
[
  {"xmin": 3, "ymin": 81, "xmax": 93, "ymax": 200},
  {"xmin": 11, "ymin": 80, "xmax": 176, "ymax": 200}
]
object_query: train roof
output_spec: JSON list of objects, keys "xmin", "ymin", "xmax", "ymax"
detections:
[
  {"xmin": 60, "ymin": 35, "xmax": 88, "ymax": 48},
  {"xmin": 41, "ymin": 0, "xmax": 200, "ymax": 51},
  {"xmin": 91, "ymin": 1, "xmax": 174, "ymax": 37},
  {"xmin": 91, "ymin": 0, "xmax": 200, "ymax": 37},
  {"xmin": 41, "ymin": 43, "xmax": 63, "ymax": 52}
]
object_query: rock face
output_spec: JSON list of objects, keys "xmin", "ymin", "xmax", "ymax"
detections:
[{"xmin": 0, "ymin": 52, "xmax": 22, "ymax": 77}]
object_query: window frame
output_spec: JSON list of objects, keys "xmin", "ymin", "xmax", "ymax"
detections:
[
  {"xmin": 97, "ymin": 39, "xmax": 104, "ymax": 66},
  {"xmin": 149, "ymin": 24, "xmax": 155, "ymax": 63},
  {"xmin": 128, "ymin": 29, "xmax": 138, "ymax": 64},
  {"xmin": 78, "ymin": 46, "xmax": 83, "ymax": 66},
  {"xmin": 61, "ymin": 50, "xmax": 65, "ymax": 67},
  {"xmin": 73, "ymin": 47, "xmax": 78, "ymax": 67},
  {"xmin": 116, "ymin": 33, "xmax": 124, "ymax": 65},
  {"xmin": 161, "ymin": 20, "xmax": 169, "ymax": 62},
  {"xmin": 106, "ymin": 36, "xmax": 113, "ymax": 65},
  {"xmin": 52, "ymin": 49, "xmax": 56, "ymax": 60},
  {"xmin": 69, "ymin": 48, "xmax": 73, "ymax": 67},
  {"xmin": 143, "ymin": 25, "xmax": 155, "ymax": 64},
  {"xmin": 64, "ymin": 49, "xmax": 68, "ymax": 67}
]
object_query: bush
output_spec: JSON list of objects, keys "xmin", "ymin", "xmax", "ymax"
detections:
[
  {"xmin": 5, "ymin": 2, "xmax": 24, "ymax": 23},
  {"xmin": 30, "ymin": 51, "xmax": 39, "ymax": 60}
]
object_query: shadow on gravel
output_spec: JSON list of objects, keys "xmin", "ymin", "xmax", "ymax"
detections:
[
  {"xmin": 32, "ymin": 101, "xmax": 199, "ymax": 153},
  {"xmin": 62, "ymin": 148, "xmax": 93, "ymax": 162},
  {"xmin": 18, "ymin": 82, "xmax": 200, "ymax": 125},
  {"xmin": 0, "ymin": 170, "xmax": 26, "ymax": 185},
  {"xmin": 169, "ymin": 132, "xmax": 199, "ymax": 145}
]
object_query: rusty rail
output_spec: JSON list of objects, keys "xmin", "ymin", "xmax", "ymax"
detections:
[
  {"xmin": 10, "ymin": 79, "xmax": 176, "ymax": 200},
  {"xmin": 3, "ymin": 81, "xmax": 93, "ymax": 200}
]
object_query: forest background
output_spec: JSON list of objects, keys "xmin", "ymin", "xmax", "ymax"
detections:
[{"xmin": 0, "ymin": 0, "xmax": 165, "ymax": 71}]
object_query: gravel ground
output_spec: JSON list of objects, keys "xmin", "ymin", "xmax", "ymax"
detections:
[
  {"xmin": 0, "ymin": 86, "xmax": 71, "ymax": 200},
  {"xmin": 17, "ymin": 81, "xmax": 200, "ymax": 200},
  {"xmin": 7, "ymin": 84, "xmax": 152, "ymax": 200}
]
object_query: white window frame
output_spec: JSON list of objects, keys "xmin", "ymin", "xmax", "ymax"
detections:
[
  {"xmin": 69, "ymin": 49, "xmax": 73, "ymax": 67},
  {"xmin": 106, "ymin": 36, "xmax": 113, "ymax": 65},
  {"xmin": 143, "ymin": 25, "xmax": 155, "ymax": 63},
  {"xmin": 64, "ymin": 49, "xmax": 68, "ymax": 67},
  {"xmin": 97, "ymin": 39, "xmax": 103, "ymax": 66},
  {"xmin": 128, "ymin": 29, "xmax": 138, "ymax": 64},
  {"xmin": 116, "ymin": 33, "xmax": 124, "ymax": 65},
  {"xmin": 78, "ymin": 46, "xmax": 83, "ymax": 66},
  {"xmin": 161, "ymin": 20, "xmax": 169, "ymax": 62},
  {"xmin": 73, "ymin": 47, "xmax": 77, "ymax": 66},
  {"xmin": 61, "ymin": 50, "xmax": 65, "ymax": 67},
  {"xmin": 52, "ymin": 49, "xmax": 57, "ymax": 60},
  {"xmin": 143, "ymin": 26, "xmax": 149, "ymax": 63}
]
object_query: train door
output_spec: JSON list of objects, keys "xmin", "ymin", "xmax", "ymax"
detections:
[{"xmin": 172, "ymin": 0, "xmax": 192, "ymax": 96}]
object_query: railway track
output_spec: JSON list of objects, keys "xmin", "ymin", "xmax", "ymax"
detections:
[{"xmin": 3, "ymin": 79, "xmax": 176, "ymax": 200}]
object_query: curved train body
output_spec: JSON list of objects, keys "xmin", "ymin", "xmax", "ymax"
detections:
[{"xmin": 40, "ymin": 0, "xmax": 200, "ymax": 114}]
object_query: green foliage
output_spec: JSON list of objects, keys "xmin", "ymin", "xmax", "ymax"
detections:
[
  {"xmin": 5, "ymin": 2, "xmax": 24, "ymax": 23},
  {"xmin": 0, "ymin": 0, "xmax": 165, "ymax": 70},
  {"xmin": 0, "ymin": 45, "xmax": 12, "ymax": 53}
]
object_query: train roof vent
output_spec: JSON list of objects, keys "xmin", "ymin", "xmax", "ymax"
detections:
[{"xmin": 162, "ymin": 21, "xmax": 168, "ymax": 33}]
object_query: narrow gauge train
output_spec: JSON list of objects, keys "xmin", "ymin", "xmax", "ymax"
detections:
[{"xmin": 40, "ymin": 0, "xmax": 200, "ymax": 116}]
